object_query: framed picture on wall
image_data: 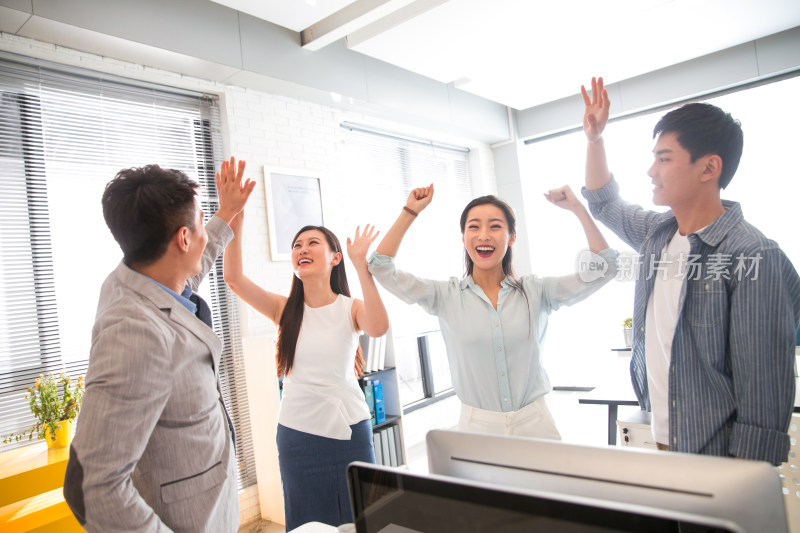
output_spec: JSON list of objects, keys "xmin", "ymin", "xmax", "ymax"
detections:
[{"xmin": 264, "ymin": 166, "xmax": 324, "ymax": 261}]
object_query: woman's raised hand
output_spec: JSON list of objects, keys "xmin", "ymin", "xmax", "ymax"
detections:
[
  {"xmin": 406, "ymin": 183, "xmax": 434, "ymax": 214},
  {"xmin": 544, "ymin": 185, "xmax": 583, "ymax": 214},
  {"xmin": 347, "ymin": 224, "xmax": 380, "ymax": 267},
  {"xmin": 375, "ymin": 184, "xmax": 434, "ymax": 258}
]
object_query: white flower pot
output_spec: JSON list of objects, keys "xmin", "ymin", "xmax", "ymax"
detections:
[{"xmin": 623, "ymin": 327, "xmax": 633, "ymax": 348}]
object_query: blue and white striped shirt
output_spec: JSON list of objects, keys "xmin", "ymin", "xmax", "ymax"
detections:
[{"xmin": 583, "ymin": 178, "xmax": 800, "ymax": 464}]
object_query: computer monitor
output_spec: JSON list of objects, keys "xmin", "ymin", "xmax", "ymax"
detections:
[
  {"xmin": 347, "ymin": 461, "xmax": 745, "ymax": 532},
  {"xmin": 426, "ymin": 429, "xmax": 787, "ymax": 533}
]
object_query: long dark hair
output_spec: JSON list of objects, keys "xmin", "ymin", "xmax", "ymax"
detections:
[
  {"xmin": 459, "ymin": 195, "xmax": 529, "ymax": 304},
  {"xmin": 275, "ymin": 225, "xmax": 365, "ymax": 377}
]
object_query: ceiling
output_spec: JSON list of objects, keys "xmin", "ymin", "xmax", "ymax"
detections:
[{"xmin": 210, "ymin": 0, "xmax": 800, "ymax": 110}]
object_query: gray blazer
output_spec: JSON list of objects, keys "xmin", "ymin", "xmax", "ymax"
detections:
[{"xmin": 64, "ymin": 216, "xmax": 238, "ymax": 533}]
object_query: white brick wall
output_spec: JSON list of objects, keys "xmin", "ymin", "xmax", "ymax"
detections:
[
  {"xmin": 238, "ymin": 485, "xmax": 262, "ymax": 528},
  {"xmin": 0, "ymin": 31, "xmax": 497, "ymax": 525}
]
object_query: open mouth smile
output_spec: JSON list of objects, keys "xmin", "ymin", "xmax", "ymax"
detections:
[{"xmin": 476, "ymin": 245, "xmax": 495, "ymax": 258}]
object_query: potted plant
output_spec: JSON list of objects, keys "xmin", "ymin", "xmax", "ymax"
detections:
[
  {"xmin": 1, "ymin": 372, "xmax": 85, "ymax": 449},
  {"xmin": 622, "ymin": 317, "xmax": 633, "ymax": 348}
]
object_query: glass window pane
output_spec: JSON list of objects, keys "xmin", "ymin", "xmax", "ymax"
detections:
[
  {"xmin": 393, "ymin": 334, "xmax": 425, "ymax": 407},
  {"xmin": 521, "ymin": 73, "xmax": 800, "ymax": 387},
  {"xmin": 428, "ymin": 332, "xmax": 452, "ymax": 394}
]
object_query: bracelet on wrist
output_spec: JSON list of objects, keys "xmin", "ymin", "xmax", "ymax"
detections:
[{"xmin": 403, "ymin": 206, "xmax": 418, "ymax": 217}]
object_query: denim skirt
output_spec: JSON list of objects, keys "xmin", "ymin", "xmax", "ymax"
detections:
[{"xmin": 276, "ymin": 419, "xmax": 375, "ymax": 531}]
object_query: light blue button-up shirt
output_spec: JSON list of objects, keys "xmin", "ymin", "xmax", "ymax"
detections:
[{"xmin": 368, "ymin": 250, "xmax": 618, "ymax": 412}]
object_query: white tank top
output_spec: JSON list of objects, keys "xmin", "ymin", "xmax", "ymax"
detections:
[{"xmin": 278, "ymin": 294, "xmax": 370, "ymax": 440}]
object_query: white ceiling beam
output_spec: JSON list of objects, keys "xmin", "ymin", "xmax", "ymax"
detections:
[{"xmin": 301, "ymin": 0, "xmax": 418, "ymax": 51}]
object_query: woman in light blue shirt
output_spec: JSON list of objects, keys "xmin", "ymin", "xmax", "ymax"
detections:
[{"xmin": 368, "ymin": 184, "xmax": 617, "ymax": 438}]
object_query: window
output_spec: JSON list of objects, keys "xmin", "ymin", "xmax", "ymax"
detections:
[
  {"xmin": 522, "ymin": 72, "xmax": 800, "ymax": 386},
  {"xmin": 339, "ymin": 123, "xmax": 471, "ymax": 409},
  {"xmin": 413, "ymin": 331, "xmax": 454, "ymax": 407},
  {"xmin": 0, "ymin": 57, "xmax": 256, "ymax": 487}
]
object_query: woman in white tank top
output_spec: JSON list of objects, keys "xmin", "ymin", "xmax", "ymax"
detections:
[{"xmin": 223, "ymin": 214, "xmax": 389, "ymax": 530}]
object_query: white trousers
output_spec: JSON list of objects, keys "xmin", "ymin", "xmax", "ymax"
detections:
[{"xmin": 458, "ymin": 395, "xmax": 562, "ymax": 440}]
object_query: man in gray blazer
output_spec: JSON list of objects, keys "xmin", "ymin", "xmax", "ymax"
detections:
[{"xmin": 64, "ymin": 158, "xmax": 255, "ymax": 532}]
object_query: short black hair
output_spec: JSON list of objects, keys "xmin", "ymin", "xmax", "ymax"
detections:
[
  {"xmin": 102, "ymin": 165, "xmax": 199, "ymax": 266},
  {"xmin": 653, "ymin": 102, "xmax": 743, "ymax": 189}
]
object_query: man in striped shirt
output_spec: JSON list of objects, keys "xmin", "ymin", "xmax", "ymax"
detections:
[{"xmin": 579, "ymin": 76, "xmax": 800, "ymax": 465}]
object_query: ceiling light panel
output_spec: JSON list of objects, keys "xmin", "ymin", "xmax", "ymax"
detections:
[
  {"xmin": 208, "ymin": 0, "xmax": 360, "ymax": 32},
  {"xmin": 347, "ymin": 0, "xmax": 800, "ymax": 109}
]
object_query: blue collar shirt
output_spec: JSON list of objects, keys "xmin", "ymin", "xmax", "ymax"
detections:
[{"xmin": 150, "ymin": 280, "xmax": 197, "ymax": 314}]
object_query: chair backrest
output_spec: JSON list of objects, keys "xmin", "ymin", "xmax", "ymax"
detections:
[{"xmin": 777, "ymin": 413, "xmax": 800, "ymax": 531}]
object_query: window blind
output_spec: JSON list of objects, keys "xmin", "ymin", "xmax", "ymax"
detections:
[
  {"xmin": 0, "ymin": 56, "xmax": 256, "ymax": 488},
  {"xmin": 340, "ymin": 123, "xmax": 472, "ymax": 409},
  {"xmin": 339, "ymin": 122, "xmax": 473, "ymax": 339}
]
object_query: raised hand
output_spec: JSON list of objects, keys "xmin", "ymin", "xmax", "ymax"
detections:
[
  {"xmin": 347, "ymin": 224, "xmax": 380, "ymax": 267},
  {"xmin": 545, "ymin": 184, "xmax": 609, "ymax": 252},
  {"xmin": 349, "ymin": 223, "xmax": 390, "ymax": 338},
  {"xmin": 544, "ymin": 185, "xmax": 583, "ymax": 214},
  {"xmin": 215, "ymin": 156, "xmax": 256, "ymax": 223},
  {"xmin": 581, "ymin": 76, "xmax": 610, "ymax": 143},
  {"xmin": 376, "ymin": 184, "xmax": 433, "ymax": 257},
  {"xmin": 406, "ymin": 183, "xmax": 434, "ymax": 214}
]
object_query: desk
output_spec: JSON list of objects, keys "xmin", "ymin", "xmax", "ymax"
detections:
[
  {"xmin": 578, "ymin": 387, "xmax": 639, "ymax": 446},
  {"xmin": 580, "ymin": 377, "xmax": 800, "ymax": 446},
  {"xmin": 0, "ymin": 441, "xmax": 82, "ymax": 532},
  {"xmin": 0, "ymin": 443, "xmax": 69, "ymax": 507}
]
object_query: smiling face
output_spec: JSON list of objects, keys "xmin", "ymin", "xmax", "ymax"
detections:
[
  {"xmin": 291, "ymin": 229, "xmax": 341, "ymax": 280},
  {"xmin": 647, "ymin": 132, "xmax": 710, "ymax": 209},
  {"xmin": 462, "ymin": 204, "xmax": 516, "ymax": 275}
]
